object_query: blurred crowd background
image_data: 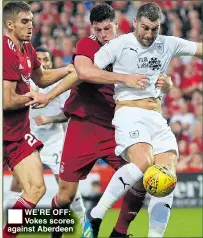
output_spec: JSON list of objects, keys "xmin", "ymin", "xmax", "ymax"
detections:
[{"xmin": 25, "ymin": 1, "xmax": 203, "ymax": 173}]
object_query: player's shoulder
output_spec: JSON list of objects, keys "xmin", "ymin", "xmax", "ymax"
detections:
[
  {"xmin": 108, "ymin": 33, "xmax": 133, "ymax": 45},
  {"xmin": 3, "ymin": 35, "xmax": 17, "ymax": 55},
  {"xmin": 77, "ymin": 35, "xmax": 99, "ymax": 45}
]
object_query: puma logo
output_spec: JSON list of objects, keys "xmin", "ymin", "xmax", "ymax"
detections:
[
  {"xmin": 118, "ymin": 177, "xmax": 130, "ymax": 190},
  {"xmin": 130, "ymin": 47, "xmax": 138, "ymax": 53}
]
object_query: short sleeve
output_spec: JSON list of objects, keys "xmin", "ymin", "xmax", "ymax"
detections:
[
  {"xmin": 3, "ymin": 49, "xmax": 20, "ymax": 81},
  {"xmin": 94, "ymin": 37, "xmax": 122, "ymax": 69},
  {"xmin": 168, "ymin": 36, "xmax": 197, "ymax": 58},
  {"xmin": 75, "ymin": 37, "xmax": 100, "ymax": 62}
]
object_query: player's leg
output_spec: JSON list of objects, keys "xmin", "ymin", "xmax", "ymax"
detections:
[
  {"xmin": 84, "ymin": 125, "xmax": 148, "ymax": 238},
  {"xmin": 148, "ymin": 151, "xmax": 177, "ymax": 238},
  {"xmin": 110, "ymin": 179, "xmax": 146, "ymax": 237},
  {"xmin": 45, "ymin": 144, "xmax": 86, "ymax": 227},
  {"xmin": 51, "ymin": 117, "xmax": 98, "ymax": 238},
  {"xmin": 3, "ymin": 174, "xmax": 22, "ymax": 210},
  {"xmin": 3, "ymin": 148, "xmax": 46, "ymax": 237},
  {"xmin": 70, "ymin": 189, "xmax": 86, "ymax": 228}
]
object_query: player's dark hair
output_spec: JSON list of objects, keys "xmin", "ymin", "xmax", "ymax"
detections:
[
  {"xmin": 35, "ymin": 46, "xmax": 52, "ymax": 57},
  {"xmin": 136, "ymin": 3, "xmax": 162, "ymax": 21},
  {"xmin": 35, "ymin": 46, "xmax": 54, "ymax": 67},
  {"xmin": 90, "ymin": 3, "xmax": 115, "ymax": 24},
  {"xmin": 3, "ymin": 1, "xmax": 31, "ymax": 25}
]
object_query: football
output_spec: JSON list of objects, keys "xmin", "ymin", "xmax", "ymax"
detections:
[{"xmin": 143, "ymin": 164, "xmax": 177, "ymax": 197}]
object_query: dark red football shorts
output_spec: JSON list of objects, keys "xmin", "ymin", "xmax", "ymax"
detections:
[
  {"xmin": 59, "ymin": 116, "xmax": 126, "ymax": 182},
  {"xmin": 4, "ymin": 132, "xmax": 43, "ymax": 170}
]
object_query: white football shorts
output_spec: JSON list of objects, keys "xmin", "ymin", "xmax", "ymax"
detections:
[
  {"xmin": 40, "ymin": 140, "xmax": 64, "ymax": 174},
  {"xmin": 112, "ymin": 106, "xmax": 179, "ymax": 161}
]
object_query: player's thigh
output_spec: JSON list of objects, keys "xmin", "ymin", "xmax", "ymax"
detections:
[
  {"xmin": 13, "ymin": 150, "xmax": 45, "ymax": 194},
  {"xmin": 154, "ymin": 151, "xmax": 177, "ymax": 173},
  {"xmin": 112, "ymin": 107, "xmax": 154, "ymax": 168}
]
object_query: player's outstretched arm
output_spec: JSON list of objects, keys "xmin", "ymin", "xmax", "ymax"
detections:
[
  {"xmin": 75, "ymin": 55, "xmax": 149, "ymax": 89},
  {"xmin": 33, "ymin": 113, "xmax": 68, "ymax": 126},
  {"xmin": 25, "ymin": 70, "xmax": 79, "ymax": 108},
  {"xmin": 3, "ymin": 80, "xmax": 31, "ymax": 110},
  {"xmin": 31, "ymin": 64, "xmax": 75, "ymax": 88}
]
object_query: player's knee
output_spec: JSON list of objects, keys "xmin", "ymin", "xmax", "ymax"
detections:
[
  {"xmin": 127, "ymin": 145, "xmax": 153, "ymax": 171},
  {"xmin": 27, "ymin": 183, "xmax": 46, "ymax": 201},
  {"xmin": 58, "ymin": 182, "xmax": 77, "ymax": 205}
]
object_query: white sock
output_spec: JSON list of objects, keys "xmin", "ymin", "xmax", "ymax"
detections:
[
  {"xmin": 91, "ymin": 163, "xmax": 143, "ymax": 219},
  {"xmin": 148, "ymin": 192, "xmax": 174, "ymax": 238},
  {"xmin": 4, "ymin": 191, "xmax": 22, "ymax": 210},
  {"xmin": 70, "ymin": 190, "xmax": 86, "ymax": 227}
]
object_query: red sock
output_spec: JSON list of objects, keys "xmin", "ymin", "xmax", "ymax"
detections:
[
  {"xmin": 114, "ymin": 189, "xmax": 146, "ymax": 234},
  {"xmin": 3, "ymin": 197, "xmax": 36, "ymax": 238},
  {"xmin": 51, "ymin": 195, "xmax": 70, "ymax": 238}
]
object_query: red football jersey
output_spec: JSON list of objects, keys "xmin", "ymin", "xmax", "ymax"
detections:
[
  {"xmin": 3, "ymin": 36, "xmax": 41, "ymax": 141},
  {"xmin": 64, "ymin": 35, "xmax": 115, "ymax": 128}
]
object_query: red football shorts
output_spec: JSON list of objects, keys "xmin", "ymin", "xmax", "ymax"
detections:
[
  {"xmin": 59, "ymin": 116, "xmax": 126, "ymax": 182},
  {"xmin": 4, "ymin": 132, "xmax": 43, "ymax": 170}
]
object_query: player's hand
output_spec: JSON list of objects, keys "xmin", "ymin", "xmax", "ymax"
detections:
[
  {"xmin": 125, "ymin": 74, "xmax": 149, "ymax": 89},
  {"xmin": 67, "ymin": 64, "xmax": 75, "ymax": 73},
  {"xmin": 33, "ymin": 115, "xmax": 52, "ymax": 125},
  {"xmin": 24, "ymin": 91, "xmax": 50, "ymax": 109},
  {"xmin": 156, "ymin": 74, "xmax": 173, "ymax": 93}
]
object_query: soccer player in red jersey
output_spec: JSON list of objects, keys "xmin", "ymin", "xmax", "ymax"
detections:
[{"xmin": 3, "ymin": 2, "xmax": 74, "ymax": 237}]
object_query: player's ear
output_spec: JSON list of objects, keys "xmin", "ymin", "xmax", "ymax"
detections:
[
  {"xmin": 6, "ymin": 20, "xmax": 14, "ymax": 30},
  {"xmin": 133, "ymin": 17, "xmax": 137, "ymax": 29}
]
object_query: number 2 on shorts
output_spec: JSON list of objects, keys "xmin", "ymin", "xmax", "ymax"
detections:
[{"xmin": 24, "ymin": 133, "xmax": 37, "ymax": 147}]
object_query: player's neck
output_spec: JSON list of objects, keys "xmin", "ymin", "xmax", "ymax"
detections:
[{"xmin": 5, "ymin": 33, "xmax": 24, "ymax": 52}]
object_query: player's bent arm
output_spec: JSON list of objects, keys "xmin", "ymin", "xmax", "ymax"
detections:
[
  {"xmin": 31, "ymin": 64, "xmax": 74, "ymax": 88},
  {"xmin": 46, "ymin": 71, "xmax": 80, "ymax": 102},
  {"xmin": 75, "ymin": 55, "xmax": 127, "ymax": 84},
  {"xmin": 45, "ymin": 113, "xmax": 68, "ymax": 124},
  {"xmin": 25, "ymin": 71, "xmax": 79, "ymax": 108},
  {"xmin": 195, "ymin": 43, "xmax": 203, "ymax": 57},
  {"xmin": 34, "ymin": 113, "xmax": 68, "ymax": 126},
  {"xmin": 3, "ymin": 80, "xmax": 31, "ymax": 110}
]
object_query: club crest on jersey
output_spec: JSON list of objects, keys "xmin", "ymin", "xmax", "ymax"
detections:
[
  {"xmin": 129, "ymin": 130, "xmax": 139, "ymax": 138},
  {"xmin": 27, "ymin": 58, "xmax": 31, "ymax": 68},
  {"xmin": 155, "ymin": 43, "xmax": 164, "ymax": 54}
]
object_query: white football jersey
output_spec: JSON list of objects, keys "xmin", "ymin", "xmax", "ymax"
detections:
[
  {"xmin": 29, "ymin": 80, "xmax": 70, "ymax": 145},
  {"xmin": 95, "ymin": 33, "xmax": 197, "ymax": 101}
]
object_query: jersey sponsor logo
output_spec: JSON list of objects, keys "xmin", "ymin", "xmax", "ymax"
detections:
[
  {"xmin": 148, "ymin": 57, "xmax": 162, "ymax": 70},
  {"xmin": 7, "ymin": 39, "xmax": 16, "ymax": 51},
  {"xmin": 155, "ymin": 43, "xmax": 164, "ymax": 54},
  {"xmin": 137, "ymin": 57, "xmax": 162, "ymax": 70},
  {"xmin": 129, "ymin": 130, "xmax": 139, "ymax": 138}
]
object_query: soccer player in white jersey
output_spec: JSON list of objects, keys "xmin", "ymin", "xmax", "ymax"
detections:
[
  {"xmin": 4, "ymin": 46, "xmax": 86, "ymax": 227},
  {"xmin": 84, "ymin": 3, "xmax": 203, "ymax": 238}
]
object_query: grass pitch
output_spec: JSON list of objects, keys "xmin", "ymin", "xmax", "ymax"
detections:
[{"xmin": 17, "ymin": 207, "xmax": 202, "ymax": 237}]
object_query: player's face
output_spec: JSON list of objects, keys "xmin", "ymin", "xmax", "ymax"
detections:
[
  {"xmin": 92, "ymin": 19, "xmax": 118, "ymax": 45},
  {"xmin": 134, "ymin": 17, "xmax": 160, "ymax": 47},
  {"xmin": 37, "ymin": 52, "xmax": 53, "ymax": 70},
  {"xmin": 13, "ymin": 11, "xmax": 33, "ymax": 41}
]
